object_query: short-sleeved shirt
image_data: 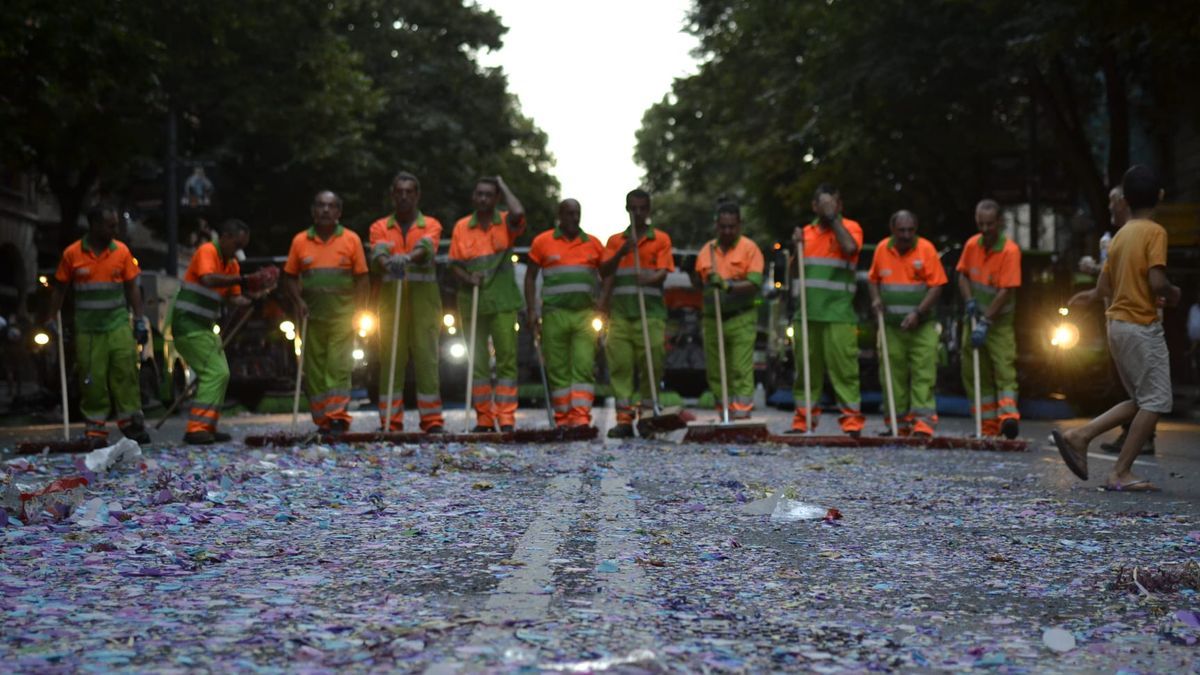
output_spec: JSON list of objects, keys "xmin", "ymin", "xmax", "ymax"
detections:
[
  {"xmin": 694, "ymin": 236, "xmax": 764, "ymax": 318},
  {"xmin": 54, "ymin": 238, "xmax": 139, "ymax": 333},
  {"xmin": 449, "ymin": 211, "xmax": 526, "ymax": 315},
  {"xmin": 956, "ymin": 233, "xmax": 1021, "ymax": 323},
  {"xmin": 173, "ymin": 242, "xmax": 241, "ymax": 335},
  {"xmin": 794, "ymin": 218, "xmax": 863, "ymax": 324},
  {"xmin": 528, "ymin": 227, "xmax": 604, "ymax": 311},
  {"xmin": 868, "ymin": 236, "xmax": 948, "ymax": 325},
  {"xmin": 368, "ymin": 211, "xmax": 443, "ymax": 285},
  {"xmin": 1104, "ymin": 218, "xmax": 1168, "ymax": 325},
  {"xmin": 284, "ymin": 225, "xmax": 369, "ymax": 323},
  {"xmin": 602, "ymin": 226, "xmax": 675, "ymax": 320}
]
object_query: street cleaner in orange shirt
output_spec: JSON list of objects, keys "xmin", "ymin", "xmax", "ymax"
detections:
[
  {"xmin": 525, "ymin": 198, "xmax": 604, "ymax": 427},
  {"xmin": 598, "ymin": 189, "xmax": 675, "ymax": 439},
  {"xmin": 282, "ymin": 191, "xmax": 369, "ymax": 436},
  {"xmin": 172, "ymin": 218, "xmax": 278, "ymax": 444},
  {"xmin": 44, "ymin": 204, "xmax": 152, "ymax": 444},
  {"xmin": 789, "ymin": 183, "xmax": 865, "ymax": 436},
  {"xmin": 368, "ymin": 171, "xmax": 445, "ymax": 433},
  {"xmin": 449, "ymin": 176, "xmax": 525, "ymax": 432},
  {"xmin": 1052, "ymin": 165, "xmax": 1181, "ymax": 492},
  {"xmin": 692, "ymin": 201, "xmax": 764, "ymax": 420},
  {"xmin": 957, "ymin": 199, "xmax": 1021, "ymax": 439},
  {"xmin": 867, "ymin": 210, "xmax": 948, "ymax": 437}
]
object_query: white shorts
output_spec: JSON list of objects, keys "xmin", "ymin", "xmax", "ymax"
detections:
[{"xmin": 1108, "ymin": 319, "xmax": 1172, "ymax": 414}]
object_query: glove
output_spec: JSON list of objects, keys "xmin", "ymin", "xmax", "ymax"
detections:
[
  {"xmin": 134, "ymin": 316, "xmax": 152, "ymax": 345},
  {"xmin": 964, "ymin": 298, "xmax": 979, "ymax": 319},
  {"xmin": 385, "ymin": 254, "xmax": 409, "ymax": 280},
  {"xmin": 707, "ymin": 273, "xmax": 729, "ymax": 292},
  {"xmin": 970, "ymin": 316, "xmax": 990, "ymax": 348},
  {"xmin": 244, "ymin": 265, "xmax": 280, "ymax": 293}
]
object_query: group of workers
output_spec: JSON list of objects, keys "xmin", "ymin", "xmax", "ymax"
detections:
[{"xmin": 46, "ymin": 173, "xmax": 1027, "ymax": 445}]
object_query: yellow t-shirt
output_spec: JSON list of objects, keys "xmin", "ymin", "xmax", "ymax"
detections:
[{"xmin": 1104, "ymin": 218, "xmax": 1167, "ymax": 325}]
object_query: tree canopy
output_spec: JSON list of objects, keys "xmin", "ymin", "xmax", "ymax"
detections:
[
  {"xmin": 1, "ymin": 0, "xmax": 560, "ymax": 255},
  {"xmin": 636, "ymin": 0, "xmax": 1200, "ymax": 248}
]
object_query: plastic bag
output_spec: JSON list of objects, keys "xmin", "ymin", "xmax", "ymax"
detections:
[
  {"xmin": 10, "ymin": 476, "xmax": 90, "ymax": 524},
  {"xmin": 741, "ymin": 491, "xmax": 834, "ymax": 522},
  {"xmin": 83, "ymin": 437, "xmax": 143, "ymax": 473}
]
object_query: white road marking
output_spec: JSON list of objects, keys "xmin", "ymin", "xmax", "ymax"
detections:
[{"xmin": 1087, "ymin": 452, "xmax": 1157, "ymax": 468}]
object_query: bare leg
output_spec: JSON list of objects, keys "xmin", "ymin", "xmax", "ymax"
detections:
[
  {"xmin": 1107, "ymin": 408, "xmax": 1160, "ymax": 487},
  {"xmin": 1062, "ymin": 400, "xmax": 1137, "ymax": 449}
]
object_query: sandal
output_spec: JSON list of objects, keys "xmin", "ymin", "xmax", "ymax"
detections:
[
  {"xmin": 1051, "ymin": 429, "xmax": 1088, "ymax": 481},
  {"xmin": 1103, "ymin": 479, "xmax": 1161, "ymax": 492}
]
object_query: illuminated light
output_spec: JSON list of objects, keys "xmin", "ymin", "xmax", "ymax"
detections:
[
  {"xmin": 774, "ymin": 282, "xmax": 782, "ymax": 289},
  {"xmin": 1058, "ymin": 306, "xmax": 1069, "ymax": 317},
  {"xmin": 510, "ymin": 254, "xmax": 519, "ymax": 263},
  {"xmin": 1049, "ymin": 322, "xmax": 1079, "ymax": 350},
  {"xmin": 284, "ymin": 331, "xmax": 295, "ymax": 341},
  {"xmin": 447, "ymin": 326, "xmax": 457, "ymax": 335},
  {"xmin": 212, "ymin": 325, "xmax": 221, "ymax": 335},
  {"xmin": 514, "ymin": 322, "xmax": 520, "ymax": 332},
  {"xmin": 279, "ymin": 320, "xmax": 295, "ymax": 334},
  {"xmin": 443, "ymin": 314, "xmax": 455, "ymax": 328},
  {"xmin": 786, "ymin": 325, "xmax": 795, "ymax": 339},
  {"xmin": 34, "ymin": 331, "xmax": 50, "ymax": 346},
  {"xmin": 39, "ymin": 275, "xmax": 49, "ymax": 286},
  {"xmin": 132, "ymin": 258, "xmax": 139, "ymax": 267},
  {"xmin": 591, "ymin": 317, "xmax": 604, "ymax": 332},
  {"xmin": 356, "ymin": 312, "xmax": 377, "ymax": 335},
  {"xmin": 294, "ymin": 337, "xmax": 303, "ymax": 356},
  {"xmin": 449, "ymin": 342, "xmax": 467, "ymax": 359},
  {"xmin": 773, "ymin": 243, "xmax": 781, "ymax": 250},
  {"xmin": 352, "ymin": 348, "xmax": 365, "ymax": 360}
]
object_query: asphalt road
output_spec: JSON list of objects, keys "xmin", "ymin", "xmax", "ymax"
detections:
[{"xmin": 2, "ymin": 406, "xmax": 1199, "ymax": 671}]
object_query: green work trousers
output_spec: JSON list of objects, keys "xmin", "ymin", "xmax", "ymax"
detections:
[
  {"xmin": 606, "ymin": 314, "xmax": 665, "ymax": 424},
  {"xmin": 543, "ymin": 307, "xmax": 597, "ymax": 427},
  {"xmin": 961, "ymin": 319, "xmax": 1019, "ymax": 436},
  {"xmin": 880, "ymin": 321, "xmax": 939, "ymax": 434},
  {"xmin": 174, "ymin": 329, "xmax": 230, "ymax": 434},
  {"xmin": 703, "ymin": 309, "xmax": 756, "ymax": 419},
  {"xmin": 378, "ymin": 281, "xmax": 443, "ymax": 430},
  {"xmin": 464, "ymin": 309, "xmax": 519, "ymax": 428},
  {"xmin": 303, "ymin": 318, "xmax": 354, "ymax": 429},
  {"xmin": 791, "ymin": 320, "xmax": 863, "ymax": 432},
  {"xmin": 76, "ymin": 325, "xmax": 143, "ymax": 438}
]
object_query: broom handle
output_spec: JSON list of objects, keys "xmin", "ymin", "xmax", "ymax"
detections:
[
  {"xmin": 291, "ymin": 316, "xmax": 307, "ymax": 433},
  {"xmin": 795, "ymin": 241, "xmax": 812, "ymax": 435},
  {"xmin": 56, "ymin": 310, "xmax": 69, "ymax": 441},
  {"xmin": 383, "ymin": 277, "xmax": 403, "ymax": 431},
  {"xmin": 877, "ymin": 310, "xmax": 899, "ymax": 437},
  {"xmin": 710, "ymin": 244, "xmax": 729, "ymax": 424},
  {"xmin": 630, "ymin": 231, "xmax": 661, "ymax": 415},
  {"xmin": 463, "ymin": 284, "xmax": 480, "ymax": 431},
  {"xmin": 971, "ymin": 315, "xmax": 983, "ymax": 439}
]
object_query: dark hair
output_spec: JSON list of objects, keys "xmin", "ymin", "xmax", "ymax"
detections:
[
  {"xmin": 889, "ymin": 209, "xmax": 917, "ymax": 227},
  {"xmin": 715, "ymin": 200, "xmax": 741, "ymax": 219},
  {"xmin": 86, "ymin": 203, "xmax": 117, "ymax": 228},
  {"xmin": 1121, "ymin": 165, "xmax": 1160, "ymax": 211},
  {"xmin": 475, "ymin": 177, "xmax": 500, "ymax": 193},
  {"xmin": 625, "ymin": 188, "xmax": 651, "ymax": 208},
  {"xmin": 313, "ymin": 190, "xmax": 343, "ymax": 208},
  {"xmin": 391, "ymin": 171, "xmax": 421, "ymax": 192},
  {"xmin": 813, "ymin": 183, "xmax": 838, "ymax": 200},
  {"xmin": 220, "ymin": 218, "xmax": 250, "ymax": 237}
]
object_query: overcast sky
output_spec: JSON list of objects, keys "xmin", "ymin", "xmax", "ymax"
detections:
[{"xmin": 478, "ymin": 0, "xmax": 700, "ymax": 240}]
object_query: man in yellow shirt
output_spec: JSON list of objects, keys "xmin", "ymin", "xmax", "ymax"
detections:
[{"xmin": 1052, "ymin": 165, "xmax": 1181, "ymax": 492}]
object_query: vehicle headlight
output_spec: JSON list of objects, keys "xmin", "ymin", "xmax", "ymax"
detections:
[
  {"xmin": 279, "ymin": 320, "xmax": 295, "ymax": 334},
  {"xmin": 1050, "ymin": 322, "xmax": 1079, "ymax": 350},
  {"xmin": 443, "ymin": 313, "xmax": 455, "ymax": 328},
  {"xmin": 449, "ymin": 341, "xmax": 467, "ymax": 360},
  {"xmin": 786, "ymin": 325, "xmax": 795, "ymax": 339},
  {"xmin": 592, "ymin": 317, "xmax": 604, "ymax": 333},
  {"xmin": 212, "ymin": 324, "xmax": 221, "ymax": 335},
  {"xmin": 33, "ymin": 331, "xmax": 50, "ymax": 346},
  {"xmin": 352, "ymin": 348, "xmax": 365, "ymax": 361},
  {"xmin": 357, "ymin": 312, "xmax": 376, "ymax": 337}
]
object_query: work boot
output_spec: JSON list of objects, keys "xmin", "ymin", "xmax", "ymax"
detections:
[
  {"xmin": 425, "ymin": 425, "xmax": 445, "ymax": 434},
  {"xmin": 321, "ymin": 419, "xmax": 348, "ymax": 439},
  {"xmin": 1000, "ymin": 418, "xmax": 1020, "ymax": 440},
  {"xmin": 1100, "ymin": 429, "xmax": 1155, "ymax": 455},
  {"xmin": 784, "ymin": 428, "xmax": 807, "ymax": 435},
  {"xmin": 471, "ymin": 425, "xmax": 494, "ymax": 434},
  {"xmin": 846, "ymin": 430, "xmax": 861, "ymax": 439},
  {"xmin": 183, "ymin": 430, "xmax": 215, "ymax": 445},
  {"xmin": 123, "ymin": 424, "xmax": 152, "ymax": 445},
  {"xmin": 212, "ymin": 430, "xmax": 233, "ymax": 443},
  {"xmin": 500, "ymin": 425, "xmax": 514, "ymax": 433},
  {"xmin": 607, "ymin": 423, "xmax": 634, "ymax": 439}
]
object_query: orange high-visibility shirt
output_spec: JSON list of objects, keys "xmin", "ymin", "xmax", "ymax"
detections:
[
  {"xmin": 868, "ymin": 236, "xmax": 947, "ymax": 323},
  {"xmin": 284, "ymin": 225, "xmax": 368, "ymax": 321},
  {"xmin": 602, "ymin": 226, "xmax": 675, "ymax": 320},
  {"xmin": 368, "ymin": 212, "xmax": 443, "ymax": 283},
  {"xmin": 956, "ymin": 233, "xmax": 1020, "ymax": 321},
  {"xmin": 694, "ymin": 236, "xmax": 764, "ymax": 281},
  {"xmin": 54, "ymin": 238, "xmax": 140, "ymax": 333},
  {"xmin": 449, "ymin": 211, "xmax": 526, "ymax": 314},
  {"xmin": 529, "ymin": 227, "xmax": 604, "ymax": 311},
  {"xmin": 183, "ymin": 241, "xmax": 241, "ymax": 298}
]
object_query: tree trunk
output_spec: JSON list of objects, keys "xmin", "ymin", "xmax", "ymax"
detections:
[
  {"xmin": 1101, "ymin": 43, "xmax": 1130, "ymax": 187},
  {"xmin": 1026, "ymin": 66, "xmax": 1108, "ymax": 227}
]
